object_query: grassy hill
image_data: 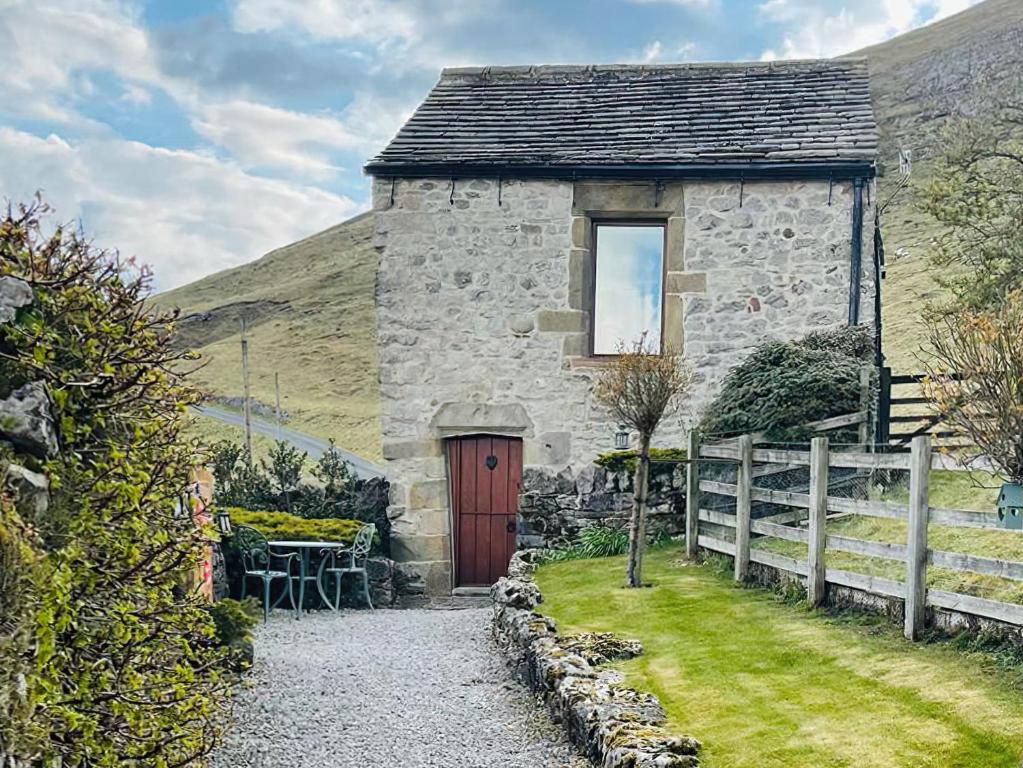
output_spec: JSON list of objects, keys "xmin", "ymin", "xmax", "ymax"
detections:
[
  {"xmin": 157, "ymin": 212, "xmax": 381, "ymax": 461},
  {"xmin": 157, "ymin": 0, "xmax": 1023, "ymax": 459},
  {"xmin": 854, "ymin": 0, "xmax": 1023, "ymax": 369}
]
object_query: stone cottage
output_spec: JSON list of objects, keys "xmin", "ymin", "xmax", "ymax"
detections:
[{"xmin": 364, "ymin": 60, "xmax": 879, "ymax": 594}]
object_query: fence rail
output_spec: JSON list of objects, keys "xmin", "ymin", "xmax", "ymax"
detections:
[{"xmin": 688, "ymin": 431, "xmax": 1022, "ymax": 637}]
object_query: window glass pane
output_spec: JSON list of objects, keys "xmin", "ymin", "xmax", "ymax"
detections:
[{"xmin": 593, "ymin": 224, "xmax": 664, "ymax": 355}]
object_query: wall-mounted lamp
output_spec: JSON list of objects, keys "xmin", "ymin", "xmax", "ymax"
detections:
[{"xmin": 614, "ymin": 425, "xmax": 630, "ymax": 450}]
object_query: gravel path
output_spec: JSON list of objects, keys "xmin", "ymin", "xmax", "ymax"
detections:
[{"xmin": 213, "ymin": 608, "xmax": 588, "ymax": 768}]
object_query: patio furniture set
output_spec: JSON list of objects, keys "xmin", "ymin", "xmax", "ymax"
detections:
[{"xmin": 233, "ymin": 521, "xmax": 376, "ymax": 621}]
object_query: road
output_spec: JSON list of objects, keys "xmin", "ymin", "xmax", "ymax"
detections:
[{"xmin": 191, "ymin": 404, "xmax": 385, "ymax": 479}]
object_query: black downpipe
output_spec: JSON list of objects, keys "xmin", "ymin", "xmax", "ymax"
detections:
[
  {"xmin": 873, "ymin": 206, "xmax": 885, "ymax": 369},
  {"xmin": 847, "ymin": 177, "xmax": 865, "ymax": 325}
]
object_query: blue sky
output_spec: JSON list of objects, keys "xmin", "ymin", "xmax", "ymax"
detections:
[{"xmin": 0, "ymin": 0, "xmax": 978, "ymax": 290}]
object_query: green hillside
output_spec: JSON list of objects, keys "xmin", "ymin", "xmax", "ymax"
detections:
[
  {"xmin": 854, "ymin": 0, "xmax": 1023, "ymax": 369},
  {"xmin": 157, "ymin": 212, "xmax": 381, "ymax": 461},
  {"xmin": 157, "ymin": 0, "xmax": 1022, "ymax": 458}
]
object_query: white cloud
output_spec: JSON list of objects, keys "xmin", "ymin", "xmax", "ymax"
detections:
[
  {"xmin": 230, "ymin": 0, "xmax": 422, "ymax": 44},
  {"xmin": 0, "ymin": 128, "xmax": 363, "ymax": 290},
  {"xmin": 632, "ymin": 40, "xmax": 699, "ymax": 63},
  {"xmin": 0, "ymin": 0, "xmax": 166, "ymax": 125},
  {"xmin": 193, "ymin": 101, "xmax": 359, "ymax": 178},
  {"xmin": 193, "ymin": 91, "xmax": 416, "ymax": 179},
  {"xmin": 758, "ymin": 0, "xmax": 982, "ymax": 60},
  {"xmin": 227, "ymin": 0, "xmax": 494, "ymax": 72},
  {"xmin": 640, "ymin": 41, "xmax": 664, "ymax": 63}
]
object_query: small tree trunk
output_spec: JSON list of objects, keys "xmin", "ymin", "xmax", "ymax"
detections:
[{"xmin": 626, "ymin": 433, "xmax": 652, "ymax": 588}]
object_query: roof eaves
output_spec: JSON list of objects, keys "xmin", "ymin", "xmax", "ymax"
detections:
[{"xmin": 363, "ymin": 160, "xmax": 877, "ymax": 181}]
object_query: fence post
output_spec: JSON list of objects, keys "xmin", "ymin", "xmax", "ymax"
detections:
[
  {"xmin": 807, "ymin": 436, "xmax": 829, "ymax": 607},
  {"xmin": 904, "ymin": 434, "xmax": 931, "ymax": 641},
  {"xmin": 686, "ymin": 430, "xmax": 700, "ymax": 559},
  {"xmin": 858, "ymin": 366, "xmax": 872, "ymax": 449},
  {"xmin": 877, "ymin": 365, "xmax": 892, "ymax": 446},
  {"xmin": 734, "ymin": 434, "xmax": 753, "ymax": 582}
]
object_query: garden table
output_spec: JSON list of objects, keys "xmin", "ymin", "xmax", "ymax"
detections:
[{"xmin": 268, "ymin": 540, "xmax": 349, "ymax": 616}]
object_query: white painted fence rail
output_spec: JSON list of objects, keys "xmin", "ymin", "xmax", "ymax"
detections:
[{"xmin": 688, "ymin": 431, "xmax": 1023, "ymax": 638}]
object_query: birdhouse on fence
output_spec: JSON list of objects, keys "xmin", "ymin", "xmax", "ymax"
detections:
[{"xmin": 997, "ymin": 484, "xmax": 1023, "ymax": 530}]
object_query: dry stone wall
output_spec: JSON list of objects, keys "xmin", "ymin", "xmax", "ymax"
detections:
[
  {"xmin": 517, "ymin": 462, "xmax": 686, "ymax": 549},
  {"xmin": 373, "ymin": 175, "xmax": 875, "ymax": 592},
  {"xmin": 491, "ymin": 551, "xmax": 701, "ymax": 767}
]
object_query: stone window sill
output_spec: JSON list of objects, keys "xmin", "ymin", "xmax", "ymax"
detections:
[{"xmin": 566, "ymin": 356, "xmax": 620, "ymax": 369}]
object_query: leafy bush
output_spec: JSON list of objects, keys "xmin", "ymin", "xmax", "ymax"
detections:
[
  {"xmin": 699, "ymin": 326, "xmax": 872, "ymax": 442},
  {"xmin": 208, "ymin": 597, "xmax": 260, "ymax": 647},
  {"xmin": 0, "ymin": 200, "xmax": 230, "ymax": 765},
  {"xmin": 207, "ymin": 598, "xmax": 259, "ymax": 670},
  {"xmin": 227, "ymin": 508, "xmax": 363, "ymax": 543},
  {"xmin": 595, "ymin": 447, "xmax": 688, "ymax": 476}
]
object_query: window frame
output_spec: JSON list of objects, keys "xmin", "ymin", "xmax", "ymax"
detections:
[{"xmin": 588, "ymin": 218, "xmax": 669, "ymax": 359}]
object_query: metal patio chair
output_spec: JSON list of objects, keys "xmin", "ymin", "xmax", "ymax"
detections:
[
  {"xmin": 317, "ymin": 523, "xmax": 376, "ymax": 610},
  {"xmin": 235, "ymin": 524, "xmax": 299, "ymax": 622}
]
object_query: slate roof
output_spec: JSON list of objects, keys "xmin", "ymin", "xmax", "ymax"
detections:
[{"xmin": 365, "ymin": 59, "xmax": 878, "ymax": 177}]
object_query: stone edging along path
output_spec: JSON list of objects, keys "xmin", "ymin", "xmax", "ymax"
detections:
[{"xmin": 490, "ymin": 551, "xmax": 701, "ymax": 768}]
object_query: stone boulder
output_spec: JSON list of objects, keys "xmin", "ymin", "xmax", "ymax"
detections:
[
  {"xmin": 0, "ymin": 276, "xmax": 33, "ymax": 324},
  {"xmin": 0, "ymin": 382, "xmax": 58, "ymax": 458},
  {"xmin": 4, "ymin": 463, "xmax": 49, "ymax": 522}
]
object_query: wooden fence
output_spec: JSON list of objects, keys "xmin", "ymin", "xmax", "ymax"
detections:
[
  {"xmin": 685, "ymin": 431, "xmax": 1022, "ymax": 639},
  {"xmin": 877, "ymin": 368, "xmax": 969, "ymax": 452}
]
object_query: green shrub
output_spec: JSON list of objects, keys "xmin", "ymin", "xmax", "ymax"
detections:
[
  {"xmin": 547, "ymin": 526, "xmax": 631, "ymax": 561},
  {"xmin": 227, "ymin": 508, "xmax": 362, "ymax": 543},
  {"xmin": 0, "ymin": 200, "xmax": 230, "ymax": 765},
  {"xmin": 208, "ymin": 597, "xmax": 260, "ymax": 647},
  {"xmin": 207, "ymin": 598, "xmax": 259, "ymax": 671},
  {"xmin": 699, "ymin": 326, "xmax": 872, "ymax": 442},
  {"xmin": 595, "ymin": 447, "xmax": 688, "ymax": 476}
]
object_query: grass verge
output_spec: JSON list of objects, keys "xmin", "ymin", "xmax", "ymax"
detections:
[{"xmin": 536, "ymin": 548, "xmax": 1023, "ymax": 768}]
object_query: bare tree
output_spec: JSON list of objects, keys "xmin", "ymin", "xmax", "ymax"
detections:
[
  {"xmin": 593, "ymin": 336, "xmax": 693, "ymax": 587},
  {"xmin": 922, "ymin": 294, "xmax": 1023, "ymax": 484}
]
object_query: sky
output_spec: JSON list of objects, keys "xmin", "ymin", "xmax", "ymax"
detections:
[{"xmin": 0, "ymin": 0, "xmax": 981, "ymax": 291}]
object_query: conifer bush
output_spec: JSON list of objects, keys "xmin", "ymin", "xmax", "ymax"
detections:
[{"xmin": 698, "ymin": 326, "xmax": 872, "ymax": 442}]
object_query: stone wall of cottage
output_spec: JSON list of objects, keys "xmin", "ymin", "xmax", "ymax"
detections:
[{"xmin": 371, "ymin": 175, "xmax": 875, "ymax": 593}]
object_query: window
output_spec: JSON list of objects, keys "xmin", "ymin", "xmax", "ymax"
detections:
[{"xmin": 591, "ymin": 222, "xmax": 665, "ymax": 355}]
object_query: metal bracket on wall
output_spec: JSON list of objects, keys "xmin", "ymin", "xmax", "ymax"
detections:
[
  {"xmin": 389, "ymin": 178, "xmax": 396, "ymax": 208},
  {"xmin": 449, "ymin": 177, "xmax": 456, "ymax": 205},
  {"xmin": 828, "ymin": 174, "xmax": 834, "ymax": 206}
]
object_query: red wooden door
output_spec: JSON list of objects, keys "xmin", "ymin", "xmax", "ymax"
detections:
[{"xmin": 447, "ymin": 435, "xmax": 522, "ymax": 587}]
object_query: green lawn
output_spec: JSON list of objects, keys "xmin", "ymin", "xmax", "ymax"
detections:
[{"xmin": 536, "ymin": 548, "xmax": 1023, "ymax": 768}]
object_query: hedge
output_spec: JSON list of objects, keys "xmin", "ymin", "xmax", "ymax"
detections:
[
  {"xmin": 595, "ymin": 447, "xmax": 688, "ymax": 476},
  {"xmin": 226, "ymin": 508, "xmax": 363, "ymax": 544}
]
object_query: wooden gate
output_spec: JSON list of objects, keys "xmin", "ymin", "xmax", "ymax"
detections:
[{"xmin": 447, "ymin": 435, "xmax": 522, "ymax": 587}]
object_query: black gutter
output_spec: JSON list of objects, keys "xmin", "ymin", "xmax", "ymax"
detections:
[
  {"xmin": 364, "ymin": 160, "xmax": 876, "ymax": 182},
  {"xmin": 847, "ymin": 177, "xmax": 865, "ymax": 325}
]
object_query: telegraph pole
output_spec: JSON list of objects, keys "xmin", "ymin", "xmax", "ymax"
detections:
[
  {"xmin": 274, "ymin": 371, "xmax": 283, "ymax": 441},
  {"xmin": 240, "ymin": 317, "xmax": 253, "ymax": 464}
]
